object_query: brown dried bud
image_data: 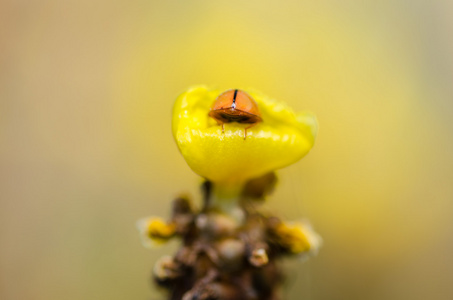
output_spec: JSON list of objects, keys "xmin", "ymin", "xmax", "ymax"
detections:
[
  {"xmin": 171, "ymin": 197, "xmax": 195, "ymax": 236},
  {"xmin": 139, "ymin": 178, "xmax": 320, "ymax": 300},
  {"xmin": 182, "ymin": 282, "xmax": 242, "ymax": 300},
  {"xmin": 249, "ymin": 248, "xmax": 269, "ymax": 267},
  {"xmin": 172, "ymin": 196, "xmax": 193, "ymax": 216},
  {"xmin": 241, "ymin": 172, "xmax": 277, "ymax": 200},
  {"xmin": 153, "ymin": 255, "xmax": 182, "ymax": 284},
  {"xmin": 215, "ymin": 238, "xmax": 246, "ymax": 270},
  {"xmin": 196, "ymin": 212, "xmax": 239, "ymax": 238}
]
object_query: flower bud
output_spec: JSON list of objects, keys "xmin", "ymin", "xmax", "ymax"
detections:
[
  {"xmin": 136, "ymin": 217, "xmax": 176, "ymax": 248},
  {"xmin": 272, "ymin": 220, "xmax": 322, "ymax": 255}
]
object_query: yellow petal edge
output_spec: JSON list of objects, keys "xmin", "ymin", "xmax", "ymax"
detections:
[{"xmin": 172, "ymin": 86, "xmax": 318, "ymax": 184}]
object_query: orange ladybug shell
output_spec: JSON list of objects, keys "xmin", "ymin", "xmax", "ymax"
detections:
[{"xmin": 208, "ymin": 89, "xmax": 262, "ymax": 124}]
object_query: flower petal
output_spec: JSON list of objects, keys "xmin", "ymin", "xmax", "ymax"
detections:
[{"xmin": 172, "ymin": 86, "xmax": 318, "ymax": 184}]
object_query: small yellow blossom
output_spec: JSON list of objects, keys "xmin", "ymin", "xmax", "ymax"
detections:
[
  {"xmin": 136, "ymin": 217, "xmax": 176, "ymax": 248},
  {"xmin": 274, "ymin": 221, "xmax": 322, "ymax": 254},
  {"xmin": 172, "ymin": 86, "xmax": 318, "ymax": 185}
]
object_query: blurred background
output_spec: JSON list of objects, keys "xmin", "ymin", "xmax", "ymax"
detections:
[{"xmin": 1, "ymin": 1, "xmax": 452, "ymax": 299}]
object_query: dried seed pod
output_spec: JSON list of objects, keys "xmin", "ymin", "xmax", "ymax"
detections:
[
  {"xmin": 215, "ymin": 238, "xmax": 246, "ymax": 270},
  {"xmin": 172, "ymin": 196, "xmax": 193, "ymax": 216},
  {"xmin": 249, "ymin": 248, "xmax": 269, "ymax": 267},
  {"xmin": 170, "ymin": 197, "xmax": 195, "ymax": 235},
  {"xmin": 183, "ymin": 282, "xmax": 243, "ymax": 300},
  {"xmin": 196, "ymin": 212, "xmax": 239, "ymax": 238},
  {"xmin": 153, "ymin": 255, "xmax": 182, "ymax": 285},
  {"xmin": 140, "ymin": 179, "xmax": 321, "ymax": 300},
  {"xmin": 174, "ymin": 245, "xmax": 197, "ymax": 267},
  {"xmin": 241, "ymin": 172, "xmax": 277, "ymax": 200}
]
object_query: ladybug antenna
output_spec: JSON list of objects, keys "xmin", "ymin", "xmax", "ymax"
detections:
[{"xmin": 232, "ymin": 89, "xmax": 238, "ymax": 109}]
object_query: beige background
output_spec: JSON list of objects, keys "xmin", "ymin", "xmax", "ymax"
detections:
[{"xmin": 1, "ymin": 1, "xmax": 453, "ymax": 299}]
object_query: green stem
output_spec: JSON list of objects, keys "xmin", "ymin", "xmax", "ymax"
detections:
[{"xmin": 211, "ymin": 181, "xmax": 245, "ymax": 224}]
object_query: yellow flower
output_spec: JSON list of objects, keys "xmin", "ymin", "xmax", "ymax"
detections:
[
  {"xmin": 172, "ymin": 86, "xmax": 318, "ymax": 185},
  {"xmin": 274, "ymin": 220, "xmax": 322, "ymax": 254},
  {"xmin": 136, "ymin": 217, "xmax": 176, "ymax": 248}
]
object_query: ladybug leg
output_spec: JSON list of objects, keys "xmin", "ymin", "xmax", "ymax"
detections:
[
  {"xmin": 244, "ymin": 123, "xmax": 257, "ymax": 140},
  {"xmin": 221, "ymin": 123, "xmax": 225, "ymax": 133}
]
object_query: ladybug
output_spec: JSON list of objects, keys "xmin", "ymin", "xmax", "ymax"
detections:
[{"xmin": 208, "ymin": 89, "xmax": 262, "ymax": 139}]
